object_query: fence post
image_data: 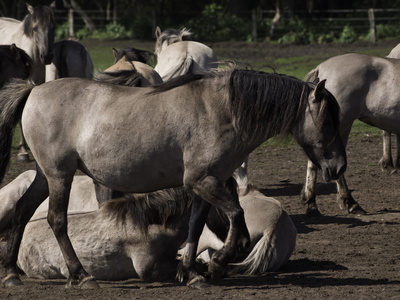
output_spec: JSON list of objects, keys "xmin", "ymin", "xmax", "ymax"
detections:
[
  {"xmin": 368, "ymin": 8, "xmax": 376, "ymax": 43},
  {"xmin": 68, "ymin": 8, "xmax": 74, "ymax": 38},
  {"xmin": 251, "ymin": 8, "xmax": 257, "ymax": 41}
]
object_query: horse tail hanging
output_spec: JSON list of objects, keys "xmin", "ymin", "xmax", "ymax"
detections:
[
  {"xmin": 305, "ymin": 66, "xmax": 320, "ymax": 83},
  {"xmin": 228, "ymin": 210, "xmax": 296, "ymax": 275},
  {"xmin": 0, "ymin": 79, "xmax": 34, "ymax": 183}
]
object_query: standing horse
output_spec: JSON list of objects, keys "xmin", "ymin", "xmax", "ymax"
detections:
[
  {"xmin": 303, "ymin": 53, "xmax": 400, "ymax": 217},
  {"xmin": 0, "ymin": 68, "xmax": 346, "ymax": 289},
  {"xmin": 45, "ymin": 40, "xmax": 94, "ymax": 81},
  {"xmin": 0, "ymin": 44, "xmax": 32, "ymax": 87},
  {"xmin": 0, "ymin": 170, "xmax": 295, "ymax": 280},
  {"xmin": 154, "ymin": 27, "xmax": 218, "ymax": 81},
  {"xmin": 0, "ymin": 2, "xmax": 56, "ymax": 161},
  {"xmin": 380, "ymin": 43, "xmax": 400, "ymax": 173}
]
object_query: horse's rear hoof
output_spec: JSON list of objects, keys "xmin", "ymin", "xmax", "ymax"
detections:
[
  {"xmin": 187, "ymin": 275, "xmax": 209, "ymax": 289},
  {"xmin": 78, "ymin": 275, "xmax": 100, "ymax": 289},
  {"xmin": 2, "ymin": 274, "xmax": 23, "ymax": 287},
  {"xmin": 348, "ymin": 204, "xmax": 367, "ymax": 215},
  {"xmin": 17, "ymin": 153, "xmax": 30, "ymax": 162},
  {"xmin": 306, "ymin": 207, "xmax": 322, "ymax": 219}
]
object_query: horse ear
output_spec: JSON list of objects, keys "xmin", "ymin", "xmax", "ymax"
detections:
[
  {"xmin": 50, "ymin": 1, "xmax": 56, "ymax": 9},
  {"xmin": 10, "ymin": 44, "xmax": 21, "ymax": 60},
  {"xmin": 112, "ymin": 48, "xmax": 119, "ymax": 60},
  {"xmin": 26, "ymin": 3, "xmax": 34, "ymax": 14},
  {"xmin": 155, "ymin": 26, "xmax": 161, "ymax": 39},
  {"xmin": 314, "ymin": 79, "xmax": 326, "ymax": 100}
]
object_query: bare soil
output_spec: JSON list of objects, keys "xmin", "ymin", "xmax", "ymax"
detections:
[{"xmin": 1, "ymin": 39, "xmax": 400, "ymax": 299}]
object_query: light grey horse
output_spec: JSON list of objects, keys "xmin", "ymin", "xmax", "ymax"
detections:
[
  {"xmin": 45, "ymin": 40, "xmax": 94, "ymax": 81},
  {"xmin": 154, "ymin": 27, "xmax": 218, "ymax": 81},
  {"xmin": 0, "ymin": 68, "xmax": 346, "ymax": 288},
  {"xmin": 0, "ymin": 170, "xmax": 296, "ymax": 280},
  {"xmin": 380, "ymin": 43, "xmax": 400, "ymax": 173},
  {"xmin": 303, "ymin": 52, "xmax": 400, "ymax": 217}
]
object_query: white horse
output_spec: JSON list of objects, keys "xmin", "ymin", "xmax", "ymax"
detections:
[
  {"xmin": 380, "ymin": 43, "xmax": 400, "ymax": 173},
  {"xmin": 0, "ymin": 170, "xmax": 296, "ymax": 280},
  {"xmin": 154, "ymin": 27, "xmax": 218, "ymax": 81}
]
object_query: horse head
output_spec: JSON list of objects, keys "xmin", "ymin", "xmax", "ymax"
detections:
[
  {"xmin": 154, "ymin": 26, "xmax": 192, "ymax": 55},
  {"xmin": 293, "ymin": 79, "xmax": 347, "ymax": 182},
  {"xmin": 24, "ymin": 2, "xmax": 56, "ymax": 65}
]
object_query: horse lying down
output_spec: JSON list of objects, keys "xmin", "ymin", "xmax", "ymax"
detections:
[{"xmin": 0, "ymin": 170, "xmax": 296, "ymax": 281}]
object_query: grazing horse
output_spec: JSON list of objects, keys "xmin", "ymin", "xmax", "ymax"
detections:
[
  {"xmin": 154, "ymin": 27, "xmax": 218, "ymax": 81},
  {"xmin": 303, "ymin": 53, "xmax": 400, "ymax": 217},
  {"xmin": 0, "ymin": 2, "xmax": 56, "ymax": 161},
  {"xmin": 380, "ymin": 43, "xmax": 400, "ymax": 173},
  {"xmin": 95, "ymin": 47, "xmax": 162, "ymax": 88},
  {"xmin": 0, "ymin": 170, "xmax": 296, "ymax": 280},
  {"xmin": 0, "ymin": 68, "xmax": 346, "ymax": 289},
  {"xmin": 45, "ymin": 40, "xmax": 94, "ymax": 81},
  {"xmin": 0, "ymin": 44, "xmax": 32, "ymax": 87}
]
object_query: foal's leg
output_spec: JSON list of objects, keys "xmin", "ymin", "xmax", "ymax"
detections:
[
  {"xmin": 301, "ymin": 160, "xmax": 321, "ymax": 218},
  {"xmin": 192, "ymin": 176, "xmax": 250, "ymax": 282},
  {"xmin": 2, "ymin": 165, "xmax": 48, "ymax": 286},
  {"xmin": 46, "ymin": 176, "xmax": 99, "ymax": 289},
  {"xmin": 380, "ymin": 131, "xmax": 396, "ymax": 174}
]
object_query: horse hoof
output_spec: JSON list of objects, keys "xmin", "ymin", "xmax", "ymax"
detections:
[
  {"xmin": 79, "ymin": 276, "xmax": 100, "ymax": 289},
  {"xmin": 2, "ymin": 274, "xmax": 23, "ymax": 287},
  {"xmin": 187, "ymin": 276, "xmax": 209, "ymax": 289},
  {"xmin": 208, "ymin": 260, "xmax": 226, "ymax": 283},
  {"xmin": 306, "ymin": 207, "xmax": 322, "ymax": 219},
  {"xmin": 348, "ymin": 204, "xmax": 367, "ymax": 215},
  {"xmin": 17, "ymin": 153, "xmax": 30, "ymax": 162}
]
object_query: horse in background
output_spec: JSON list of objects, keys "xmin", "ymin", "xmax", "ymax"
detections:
[
  {"xmin": 0, "ymin": 44, "xmax": 32, "ymax": 88},
  {"xmin": 0, "ymin": 170, "xmax": 296, "ymax": 280},
  {"xmin": 46, "ymin": 40, "xmax": 94, "ymax": 81},
  {"xmin": 95, "ymin": 47, "xmax": 163, "ymax": 87},
  {"xmin": 154, "ymin": 27, "xmax": 218, "ymax": 81},
  {"xmin": 0, "ymin": 2, "xmax": 56, "ymax": 161},
  {"xmin": 0, "ymin": 68, "xmax": 346, "ymax": 288},
  {"xmin": 379, "ymin": 43, "xmax": 400, "ymax": 174}
]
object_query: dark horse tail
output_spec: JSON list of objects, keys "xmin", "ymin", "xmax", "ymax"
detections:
[{"xmin": 0, "ymin": 79, "xmax": 35, "ymax": 183}]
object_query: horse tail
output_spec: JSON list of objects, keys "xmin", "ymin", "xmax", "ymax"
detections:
[
  {"xmin": 0, "ymin": 79, "xmax": 35, "ymax": 183},
  {"xmin": 228, "ymin": 211, "xmax": 296, "ymax": 275},
  {"xmin": 305, "ymin": 66, "xmax": 319, "ymax": 83},
  {"xmin": 160, "ymin": 56, "xmax": 193, "ymax": 81}
]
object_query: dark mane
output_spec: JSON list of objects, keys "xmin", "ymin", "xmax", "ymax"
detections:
[
  {"xmin": 114, "ymin": 47, "xmax": 153, "ymax": 64},
  {"xmin": 95, "ymin": 69, "xmax": 143, "ymax": 87},
  {"xmin": 23, "ymin": 5, "xmax": 55, "ymax": 38},
  {"xmin": 149, "ymin": 72, "xmax": 205, "ymax": 94},
  {"xmin": 101, "ymin": 187, "xmax": 194, "ymax": 236},
  {"xmin": 229, "ymin": 69, "xmax": 313, "ymax": 144}
]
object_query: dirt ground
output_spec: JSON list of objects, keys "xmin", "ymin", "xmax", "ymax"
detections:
[{"xmin": 1, "ymin": 39, "xmax": 400, "ymax": 299}]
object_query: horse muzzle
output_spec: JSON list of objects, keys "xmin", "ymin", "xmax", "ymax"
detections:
[
  {"xmin": 42, "ymin": 53, "xmax": 53, "ymax": 65},
  {"xmin": 320, "ymin": 156, "xmax": 347, "ymax": 182}
]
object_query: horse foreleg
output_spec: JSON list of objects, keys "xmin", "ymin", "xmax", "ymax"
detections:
[
  {"xmin": 17, "ymin": 122, "xmax": 30, "ymax": 162},
  {"xmin": 301, "ymin": 160, "xmax": 321, "ymax": 218},
  {"xmin": 192, "ymin": 176, "xmax": 250, "ymax": 283},
  {"xmin": 336, "ymin": 175, "xmax": 367, "ymax": 214},
  {"xmin": 380, "ymin": 131, "xmax": 396, "ymax": 174},
  {"xmin": 178, "ymin": 196, "xmax": 211, "ymax": 288},
  {"xmin": 2, "ymin": 165, "xmax": 48, "ymax": 287},
  {"xmin": 46, "ymin": 177, "xmax": 99, "ymax": 289}
]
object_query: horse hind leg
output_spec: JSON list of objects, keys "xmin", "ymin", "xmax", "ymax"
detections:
[
  {"xmin": 2, "ymin": 164, "xmax": 49, "ymax": 286},
  {"xmin": 46, "ymin": 176, "xmax": 99, "ymax": 289},
  {"xmin": 379, "ymin": 131, "xmax": 396, "ymax": 174},
  {"xmin": 17, "ymin": 122, "xmax": 30, "ymax": 162}
]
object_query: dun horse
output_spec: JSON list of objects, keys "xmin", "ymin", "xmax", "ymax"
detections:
[
  {"xmin": 154, "ymin": 27, "xmax": 218, "ymax": 81},
  {"xmin": 303, "ymin": 52, "xmax": 400, "ymax": 217},
  {"xmin": 0, "ymin": 170, "xmax": 296, "ymax": 280},
  {"xmin": 0, "ymin": 68, "xmax": 345, "ymax": 289}
]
